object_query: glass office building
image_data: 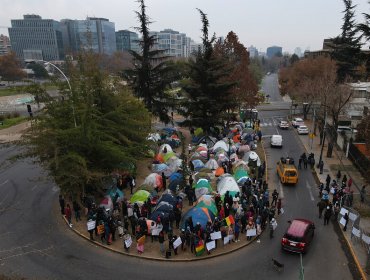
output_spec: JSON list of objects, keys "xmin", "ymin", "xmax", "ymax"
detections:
[{"xmin": 116, "ymin": 30, "xmax": 140, "ymax": 53}]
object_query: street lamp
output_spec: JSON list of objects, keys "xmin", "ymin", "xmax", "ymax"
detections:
[{"xmin": 27, "ymin": 60, "xmax": 77, "ymax": 128}]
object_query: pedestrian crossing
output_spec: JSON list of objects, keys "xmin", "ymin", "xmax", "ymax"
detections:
[{"xmin": 259, "ymin": 116, "xmax": 289, "ymax": 128}]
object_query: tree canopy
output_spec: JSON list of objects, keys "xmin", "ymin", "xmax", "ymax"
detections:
[{"xmin": 0, "ymin": 51, "xmax": 26, "ymax": 81}]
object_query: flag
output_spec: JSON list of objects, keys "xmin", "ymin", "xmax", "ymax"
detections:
[
  {"xmin": 225, "ymin": 215, "xmax": 235, "ymax": 226},
  {"xmin": 195, "ymin": 240, "xmax": 205, "ymax": 256}
]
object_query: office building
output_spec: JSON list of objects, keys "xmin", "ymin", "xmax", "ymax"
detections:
[
  {"xmin": 0, "ymin": 34, "xmax": 11, "ymax": 56},
  {"xmin": 266, "ymin": 46, "xmax": 282, "ymax": 58},
  {"xmin": 8, "ymin": 14, "xmax": 64, "ymax": 61},
  {"xmin": 116, "ymin": 30, "xmax": 140, "ymax": 53},
  {"xmin": 149, "ymin": 29, "xmax": 190, "ymax": 58},
  {"xmin": 61, "ymin": 17, "xmax": 116, "ymax": 55},
  {"xmin": 248, "ymin": 45, "xmax": 258, "ymax": 58}
]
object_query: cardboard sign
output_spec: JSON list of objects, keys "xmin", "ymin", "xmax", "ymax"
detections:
[
  {"xmin": 280, "ymin": 208, "xmax": 285, "ymax": 214},
  {"xmin": 173, "ymin": 237, "xmax": 182, "ymax": 249},
  {"xmin": 340, "ymin": 208, "xmax": 348, "ymax": 216},
  {"xmin": 349, "ymin": 212, "xmax": 357, "ymax": 221},
  {"xmin": 246, "ymin": 228, "xmax": 257, "ymax": 237},
  {"xmin": 97, "ymin": 224, "xmax": 105, "ymax": 235},
  {"xmin": 228, "ymin": 234, "xmax": 234, "ymax": 241},
  {"xmin": 352, "ymin": 227, "xmax": 361, "ymax": 238},
  {"xmin": 206, "ymin": 240, "xmax": 216, "ymax": 251},
  {"xmin": 124, "ymin": 236, "xmax": 132, "ymax": 248},
  {"xmin": 223, "ymin": 236, "xmax": 230, "ymax": 245},
  {"xmin": 211, "ymin": 231, "xmax": 222, "ymax": 240},
  {"xmin": 362, "ymin": 234, "xmax": 370, "ymax": 245},
  {"xmin": 340, "ymin": 217, "xmax": 347, "ymax": 226},
  {"xmin": 87, "ymin": 220, "xmax": 96, "ymax": 231},
  {"xmin": 151, "ymin": 228, "xmax": 162, "ymax": 236}
]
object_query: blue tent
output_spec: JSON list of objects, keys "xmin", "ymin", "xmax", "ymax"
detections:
[
  {"xmin": 157, "ymin": 193, "xmax": 177, "ymax": 208},
  {"xmin": 180, "ymin": 207, "xmax": 215, "ymax": 230},
  {"xmin": 192, "ymin": 159, "xmax": 205, "ymax": 171},
  {"xmin": 169, "ymin": 172, "xmax": 183, "ymax": 182},
  {"xmin": 168, "ymin": 179, "xmax": 182, "ymax": 192},
  {"xmin": 153, "ymin": 201, "xmax": 173, "ymax": 213}
]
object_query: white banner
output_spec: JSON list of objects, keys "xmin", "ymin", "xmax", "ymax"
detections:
[
  {"xmin": 211, "ymin": 231, "xmax": 222, "ymax": 240},
  {"xmin": 362, "ymin": 234, "xmax": 370, "ymax": 245},
  {"xmin": 340, "ymin": 208, "xmax": 348, "ymax": 216},
  {"xmin": 340, "ymin": 217, "xmax": 347, "ymax": 226},
  {"xmin": 173, "ymin": 237, "xmax": 182, "ymax": 249},
  {"xmin": 349, "ymin": 212, "xmax": 357, "ymax": 221},
  {"xmin": 223, "ymin": 236, "xmax": 230, "ymax": 245},
  {"xmin": 124, "ymin": 236, "xmax": 132, "ymax": 248},
  {"xmin": 228, "ymin": 234, "xmax": 234, "ymax": 241},
  {"xmin": 246, "ymin": 228, "xmax": 257, "ymax": 237},
  {"xmin": 206, "ymin": 240, "xmax": 216, "ymax": 251},
  {"xmin": 87, "ymin": 220, "xmax": 96, "ymax": 231},
  {"xmin": 352, "ymin": 227, "xmax": 361, "ymax": 238}
]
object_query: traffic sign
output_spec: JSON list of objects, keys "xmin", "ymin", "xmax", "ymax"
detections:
[{"xmin": 309, "ymin": 133, "xmax": 315, "ymax": 139}]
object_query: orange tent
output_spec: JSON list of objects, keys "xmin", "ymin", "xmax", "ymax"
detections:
[{"xmin": 215, "ymin": 167, "xmax": 225, "ymax": 177}]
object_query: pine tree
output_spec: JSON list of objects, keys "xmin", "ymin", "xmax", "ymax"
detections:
[
  {"xmin": 125, "ymin": 0, "xmax": 173, "ymax": 124},
  {"xmin": 330, "ymin": 0, "xmax": 363, "ymax": 82},
  {"xmin": 179, "ymin": 9, "xmax": 235, "ymax": 133},
  {"xmin": 357, "ymin": 1, "xmax": 370, "ymax": 79}
]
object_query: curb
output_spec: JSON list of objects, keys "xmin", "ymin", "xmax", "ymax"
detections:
[
  {"xmin": 61, "ymin": 215, "xmax": 260, "ymax": 262},
  {"xmin": 300, "ymin": 135, "xmax": 368, "ymax": 279}
]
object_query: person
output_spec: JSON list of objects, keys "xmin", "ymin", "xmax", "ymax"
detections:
[
  {"xmin": 361, "ymin": 185, "xmax": 366, "ymax": 203},
  {"xmin": 317, "ymin": 200, "xmax": 326, "ymax": 219},
  {"xmin": 64, "ymin": 204, "xmax": 72, "ymax": 227},
  {"xmin": 271, "ymin": 189, "xmax": 279, "ymax": 206},
  {"xmin": 298, "ymin": 157, "xmax": 302, "ymax": 169},
  {"xmin": 161, "ymin": 172, "xmax": 167, "ymax": 190},
  {"xmin": 72, "ymin": 200, "xmax": 81, "ymax": 222},
  {"xmin": 343, "ymin": 212, "xmax": 349, "ymax": 231},
  {"xmin": 269, "ymin": 218, "xmax": 276, "ymax": 238},
  {"xmin": 87, "ymin": 207, "xmax": 97, "ymax": 241},
  {"xmin": 277, "ymin": 198, "xmax": 282, "ymax": 215},
  {"xmin": 324, "ymin": 206, "xmax": 332, "ymax": 225},
  {"xmin": 303, "ymin": 157, "xmax": 308, "ymax": 169},
  {"xmin": 234, "ymin": 219, "xmax": 240, "ymax": 242},
  {"xmin": 158, "ymin": 230, "xmax": 165, "ymax": 256},
  {"xmin": 347, "ymin": 177, "xmax": 352, "ymax": 188},
  {"xmin": 59, "ymin": 195, "xmax": 65, "ymax": 215},
  {"xmin": 336, "ymin": 170, "xmax": 342, "ymax": 181},
  {"xmin": 130, "ymin": 176, "xmax": 136, "ymax": 194},
  {"xmin": 188, "ymin": 144, "xmax": 192, "ymax": 155},
  {"xmin": 342, "ymin": 175, "xmax": 347, "ymax": 186},
  {"xmin": 123, "ymin": 231, "xmax": 131, "ymax": 253},
  {"xmin": 326, "ymin": 174, "xmax": 331, "ymax": 189},
  {"xmin": 319, "ymin": 160, "xmax": 324, "ymax": 174}
]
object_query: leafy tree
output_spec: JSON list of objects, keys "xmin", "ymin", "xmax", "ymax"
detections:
[
  {"xmin": 179, "ymin": 9, "xmax": 235, "ymax": 132},
  {"xmin": 26, "ymin": 62, "xmax": 49, "ymax": 78},
  {"xmin": 24, "ymin": 51, "xmax": 151, "ymax": 197},
  {"xmin": 124, "ymin": 0, "xmax": 174, "ymax": 124},
  {"xmin": 330, "ymin": 0, "xmax": 363, "ymax": 82},
  {"xmin": 249, "ymin": 58, "xmax": 264, "ymax": 86},
  {"xmin": 25, "ymin": 83, "xmax": 51, "ymax": 108},
  {"xmin": 0, "ymin": 51, "xmax": 26, "ymax": 82},
  {"xmin": 357, "ymin": 0, "xmax": 370, "ymax": 79},
  {"xmin": 214, "ymin": 31, "xmax": 259, "ymax": 111}
]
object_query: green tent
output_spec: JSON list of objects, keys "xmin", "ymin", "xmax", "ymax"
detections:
[
  {"xmin": 193, "ymin": 179, "xmax": 213, "ymax": 199},
  {"xmin": 130, "ymin": 190, "xmax": 150, "ymax": 204},
  {"xmin": 162, "ymin": 151, "xmax": 176, "ymax": 162},
  {"xmin": 234, "ymin": 168, "xmax": 249, "ymax": 184},
  {"xmin": 196, "ymin": 195, "xmax": 218, "ymax": 216}
]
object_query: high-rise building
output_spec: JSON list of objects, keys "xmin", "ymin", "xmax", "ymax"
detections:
[
  {"xmin": 115, "ymin": 30, "xmax": 140, "ymax": 53},
  {"xmin": 266, "ymin": 46, "xmax": 282, "ymax": 58},
  {"xmin": 61, "ymin": 17, "xmax": 116, "ymax": 55},
  {"xmin": 294, "ymin": 47, "xmax": 302, "ymax": 57},
  {"xmin": 149, "ymin": 29, "xmax": 190, "ymax": 58},
  {"xmin": 248, "ymin": 45, "xmax": 258, "ymax": 58},
  {"xmin": 0, "ymin": 34, "xmax": 11, "ymax": 56},
  {"xmin": 189, "ymin": 39, "xmax": 202, "ymax": 56},
  {"xmin": 8, "ymin": 14, "xmax": 64, "ymax": 61}
]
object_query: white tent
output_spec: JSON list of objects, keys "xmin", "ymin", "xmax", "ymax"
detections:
[
  {"xmin": 159, "ymin": 144, "xmax": 173, "ymax": 154},
  {"xmin": 242, "ymin": 151, "xmax": 261, "ymax": 167},
  {"xmin": 216, "ymin": 174, "xmax": 240, "ymax": 195},
  {"xmin": 212, "ymin": 140, "xmax": 228, "ymax": 152},
  {"xmin": 205, "ymin": 158, "xmax": 219, "ymax": 170}
]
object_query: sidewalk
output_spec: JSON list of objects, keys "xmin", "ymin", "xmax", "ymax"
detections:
[
  {"xmin": 299, "ymin": 118, "xmax": 369, "ymax": 278},
  {"xmin": 0, "ymin": 121, "xmax": 30, "ymax": 143}
]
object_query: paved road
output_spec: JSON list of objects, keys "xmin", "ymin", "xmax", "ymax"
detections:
[{"xmin": 0, "ymin": 74, "xmax": 354, "ymax": 279}]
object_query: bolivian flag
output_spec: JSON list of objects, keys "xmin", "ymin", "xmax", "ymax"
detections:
[
  {"xmin": 225, "ymin": 215, "xmax": 235, "ymax": 226},
  {"xmin": 195, "ymin": 240, "xmax": 205, "ymax": 256}
]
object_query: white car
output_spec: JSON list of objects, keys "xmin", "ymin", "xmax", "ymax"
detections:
[
  {"xmin": 292, "ymin": 118, "xmax": 304, "ymax": 128},
  {"xmin": 279, "ymin": 120, "xmax": 289, "ymax": 129},
  {"xmin": 297, "ymin": 125, "xmax": 309, "ymax": 135},
  {"xmin": 271, "ymin": 135, "xmax": 283, "ymax": 147}
]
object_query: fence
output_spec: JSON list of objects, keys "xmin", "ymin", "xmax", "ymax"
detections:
[{"xmin": 337, "ymin": 205, "xmax": 370, "ymax": 274}]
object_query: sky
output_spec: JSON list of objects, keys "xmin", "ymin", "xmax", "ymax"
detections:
[{"xmin": 0, "ymin": 0, "xmax": 369, "ymax": 54}]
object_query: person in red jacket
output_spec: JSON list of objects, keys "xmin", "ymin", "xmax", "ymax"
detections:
[{"xmin": 64, "ymin": 204, "xmax": 72, "ymax": 227}]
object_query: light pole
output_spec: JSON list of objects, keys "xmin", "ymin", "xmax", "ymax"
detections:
[{"xmin": 28, "ymin": 60, "xmax": 77, "ymax": 128}]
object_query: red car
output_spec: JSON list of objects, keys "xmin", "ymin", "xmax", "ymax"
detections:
[{"xmin": 281, "ymin": 219, "xmax": 315, "ymax": 253}]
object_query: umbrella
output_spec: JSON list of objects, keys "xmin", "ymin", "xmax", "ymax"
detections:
[
  {"xmin": 106, "ymin": 187, "xmax": 124, "ymax": 203},
  {"xmin": 192, "ymin": 159, "xmax": 205, "ymax": 170},
  {"xmin": 99, "ymin": 195, "xmax": 113, "ymax": 211},
  {"xmin": 180, "ymin": 207, "xmax": 215, "ymax": 230},
  {"xmin": 130, "ymin": 190, "xmax": 150, "ymax": 205},
  {"xmin": 193, "ymin": 179, "xmax": 213, "ymax": 199},
  {"xmin": 196, "ymin": 195, "xmax": 218, "ymax": 215}
]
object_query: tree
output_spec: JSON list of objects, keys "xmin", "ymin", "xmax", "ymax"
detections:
[
  {"xmin": 357, "ymin": 0, "xmax": 370, "ymax": 79},
  {"xmin": 214, "ymin": 31, "xmax": 259, "ymax": 111},
  {"xmin": 179, "ymin": 9, "xmax": 235, "ymax": 132},
  {"xmin": 289, "ymin": 54, "xmax": 300, "ymax": 65},
  {"xmin": 24, "ymin": 51, "xmax": 151, "ymax": 197},
  {"xmin": 26, "ymin": 62, "xmax": 49, "ymax": 78},
  {"xmin": 25, "ymin": 83, "xmax": 51, "ymax": 108},
  {"xmin": 330, "ymin": 0, "xmax": 363, "ymax": 82},
  {"xmin": 124, "ymin": 0, "xmax": 174, "ymax": 124},
  {"xmin": 0, "ymin": 51, "xmax": 26, "ymax": 81}
]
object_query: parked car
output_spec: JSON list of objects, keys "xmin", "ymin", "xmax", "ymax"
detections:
[
  {"xmin": 291, "ymin": 118, "xmax": 304, "ymax": 128},
  {"xmin": 297, "ymin": 125, "xmax": 309, "ymax": 135},
  {"xmin": 281, "ymin": 219, "xmax": 315, "ymax": 253},
  {"xmin": 279, "ymin": 120, "xmax": 289, "ymax": 129},
  {"xmin": 337, "ymin": 126, "xmax": 358, "ymax": 134},
  {"xmin": 270, "ymin": 135, "xmax": 283, "ymax": 148}
]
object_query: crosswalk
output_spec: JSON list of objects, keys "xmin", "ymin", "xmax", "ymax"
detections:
[{"xmin": 259, "ymin": 116, "xmax": 289, "ymax": 128}]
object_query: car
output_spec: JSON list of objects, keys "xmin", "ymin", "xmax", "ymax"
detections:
[
  {"xmin": 281, "ymin": 219, "xmax": 315, "ymax": 253},
  {"xmin": 291, "ymin": 118, "xmax": 304, "ymax": 128},
  {"xmin": 270, "ymin": 135, "xmax": 283, "ymax": 148},
  {"xmin": 279, "ymin": 120, "xmax": 289, "ymax": 129},
  {"xmin": 276, "ymin": 157, "xmax": 298, "ymax": 184},
  {"xmin": 297, "ymin": 125, "xmax": 309, "ymax": 135},
  {"xmin": 337, "ymin": 126, "xmax": 358, "ymax": 134}
]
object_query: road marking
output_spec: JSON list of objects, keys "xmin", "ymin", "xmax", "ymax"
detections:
[
  {"xmin": 31, "ymin": 185, "xmax": 38, "ymax": 191},
  {"xmin": 0, "ymin": 179, "xmax": 9, "ymax": 186},
  {"xmin": 306, "ymin": 181, "xmax": 315, "ymax": 201},
  {"xmin": 278, "ymin": 181, "xmax": 284, "ymax": 199}
]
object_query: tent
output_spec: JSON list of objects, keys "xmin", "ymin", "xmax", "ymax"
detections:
[
  {"xmin": 193, "ymin": 178, "xmax": 213, "ymax": 199},
  {"xmin": 205, "ymin": 158, "xmax": 219, "ymax": 170},
  {"xmin": 233, "ymin": 168, "xmax": 249, "ymax": 185},
  {"xmin": 99, "ymin": 195, "xmax": 113, "ymax": 211},
  {"xmin": 153, "ymin": 201, "xmax": 174, "ymax": 213},
  {"xmin": 196, "ymin": 195, "xmax": 218, "ymax": 215},
  {"xmin": 192, "ymin": 159, "xmax": 205, "ymax": 171},
  {"xmin": 194, "ymin": 127, "xmax": 204, "ymax": 137},
  {"xmin": 106, "ymin": 187, "xmax": 124, "ymax": 204},
  {"xmin": 162, "ymin": 152, "xmax": 176, "ymax": 163},
  {"xmin": 143, "ymin": 173, "xmax": 163, "ymax": 190},
  {"xmin": 166, "ymin": 157, "xmax": 182, "ymax": 171},
  {"xmin": 152, "ymin": 163, "xmax": 172, "ymax": 177},
  {"xmin": 215, "ymin": 167, "xmax": 225, "ymax": 177},
  {"xmin": 159, "ymin": 143, "xmax": 173, "ymax": 154},
  {"xmin": 217, "ymin": 175, "xmax": 240, "ymax": 196},
  {"xmin": 180, "ymin": 207, "xmax": 215, "ymax": 230},
  {"xmin": 196, "ymin": 146, "xmax": 208, "ymax": 152},
  {"xmin": 169, "ymin": 172, "xmax": 183, "ymax": 182},
  {"xmin": 194, "ymin": 172, "xmax": 211, "ymax": 182},
  {"xmin": 130, "ymin": 190, "xmax": 150, "ymax": 205},
  {"xmin": 212, "ymin": 140, "xmax": 229, "ymax": 152},
  {"xmin": 157, "ymin": 193, "xmax": 177, "ymax": 208},
  {"xmin": 232, "ymin": 160, "xmax": 249, "ymax": 172},
  {"xmin": 238, "ymin": 144, "xmax": 250, "ymax": 153},
  {"xmin": 168, "ymin": 179, "xmax": 182, "ymax": 192},
  {"xmin": 194, "ymin": 135, "xmax": 217, "ymax": 148},
  {"xmin": 243, "ymin": 151, "xmax": 261, "ymax": 167}
]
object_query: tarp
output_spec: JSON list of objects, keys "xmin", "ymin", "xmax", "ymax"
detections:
[
  {"xmin": 193, "ymin": 179, "xmax": 213, "ymax": 199},
  {"xmin": 234, "ymin": 168, "xmax": 249, "ymax": 185},
  {"xmin": 196, "ymin": 194, "xmax": 218, "ymax": 215},
  {"xmin": 181, "ymin": 207, "xmax": 215, "ymax": 230},
  {"xmin": 130, "ymin": 190, "xmax": 150, "ymax": 205},
  {"xmin": 99, "ymin": 195, "xmax": 113, "ymax": 211},
  {"xmin": 217, "ymin": 174, "xmax": 240, "ymax": 196},
  {"xmin": 143, "ymin": 173, "xmax": 163, "ymax": 189},
  {"xmin": 205, "ymin": 158, "xmax": 218, "ymax": 170},
  {"xmin": 192, "ymin": 159, "xmax": 205, "ymax": 171}
]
